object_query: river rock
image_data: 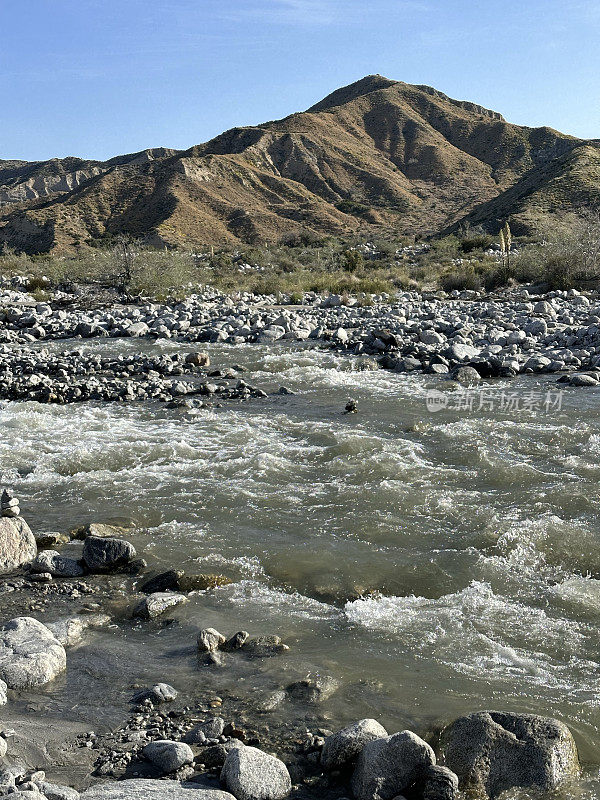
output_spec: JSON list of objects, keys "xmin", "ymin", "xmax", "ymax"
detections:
[
  {"xmin": 241, "ymin": 635, "xmax": 289, "ymax": 658},
  {"xmin": 351, "ymin": 730, "xmax": 436, "ymax": 800},
  {"xmin": 141, "ymin": 740, "xmax": 194, "ymax": 773},
  {"xmin": 321, "ymin": 719, "xmax": 388, "ymax": 770},
  {"xmin": 0, "ymin": 677, "xmax": 7, "ymax": 705},
  {"xmin": 31, "ymin": 550, "xmax": 84, "ymax": 578},
  {"xmin": 221, "ymin": 745, "xmax": 292, "ymax": 800},
  {"xmin": 81, "ymin": 780, "xmax": 234, "ymax": 800},
  {"xmin": 421, "ymin": 765, "xmax": 459, "ymax": 800},
  {"xmin": 39, "ymin": 783, "xmax": 80, "ymax": 800},
  {"xmin": 133, "ymin": 592, "xmax": 188, "ymax": 619},
  {"xmin": 185, "ymin": 717, "xmax": 225, "ymax": 743},
  {"xmin": 0, "ymin": 517, "xmax": 37, "ymax": 573},
  {"xmin": 82, "ymin": 536, "xmax": 136, "ymax": 572},
  {"xmin": 0, "ymin": 735, "xmax": 6, "ymax": 758},
  {"xmin": 286, "ymin": 674, "xmax": 339, "ymax": 704},
  {"xmin": 45, "ymin": 617, "xmax": 86, "ymax": 647},
  {"xmin": 197, "ymin": 628, "xmax": 226, "ymax": 653},
  {"xmin": 438, "ymin": 711, "xmax": 580, "ymax": 799},
  {"xmin": 71, "ymin": 523, "xmax": 130, "ymax": 540},
  {"xmin": 0, "ymin": 617, "xmax": 67, "ymax": 689},
  {"xmin": 450, "ymin": 365, "xmax": 482, "ymax": 385},
  {"xmin": 131, "ymin": 683, "xmax": 178, "ymax": 704}
]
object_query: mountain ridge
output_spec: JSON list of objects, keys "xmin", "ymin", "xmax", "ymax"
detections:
[{"xmin": 1, "ymin": 76, "xmax": 597, "ymax": 253}]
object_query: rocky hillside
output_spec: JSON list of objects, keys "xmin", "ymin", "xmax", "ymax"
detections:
[{"xmin": 1, "ymin": 76, "xmax": 598, "ymax": 253}]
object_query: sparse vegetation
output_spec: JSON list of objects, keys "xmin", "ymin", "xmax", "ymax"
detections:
[{"xmin": 1, "ymin": 210, "xmax": 599, "ymax": 298}]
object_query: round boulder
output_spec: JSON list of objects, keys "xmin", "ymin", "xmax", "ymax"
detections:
[
  {"xmin": 438, "ymin": 711, "xmax": 580, "ymax": 799},
  {"xmin": 0, "ymin": 518, "xmax": 37, "ymax": 574},
  {"xmin": 141, "ymin": 740, "xmax": 194, "ymax": 774},
  {"xmin": 0, "ymin": 617, "xmax": 66, "ymax": 689},
  {"xmin": 221, "ymin": 745, "xmax": 291, "ymax": 800},
  {"xmin": 351, "ymin": 730, "xmax": 436, "ymax": 800}
]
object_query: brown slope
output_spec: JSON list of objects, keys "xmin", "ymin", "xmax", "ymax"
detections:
[
  {"xmin": 447, "ymin": 143, "xmax": 600, "ymax": 235},
  {"xmin": 0, "ymin": 75, "xmax": 592, "ymax": 253}
]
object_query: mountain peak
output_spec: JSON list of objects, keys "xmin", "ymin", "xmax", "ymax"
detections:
[{"xmin": 307, "ymin": 74, "xmax": 398, "ymax": 112}]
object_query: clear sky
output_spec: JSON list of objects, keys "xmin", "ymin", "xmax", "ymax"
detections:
[{"xmin": 1, "ymin": 0, "xmax": 599, "ymax": 162}]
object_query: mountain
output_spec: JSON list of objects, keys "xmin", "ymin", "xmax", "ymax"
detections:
[{"xmin": 1, "ymin": 75, "xmax": 598, "ymax": 253}]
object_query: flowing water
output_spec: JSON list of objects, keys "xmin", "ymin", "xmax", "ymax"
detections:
[{"xmin": 2, "ymin": 339, "xmax": 600, "ymax": 796}]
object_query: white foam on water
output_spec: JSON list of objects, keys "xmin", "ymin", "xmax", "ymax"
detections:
[{"xmin": 344, "ymin": 581, "xmax": 593, "ymax": 691}]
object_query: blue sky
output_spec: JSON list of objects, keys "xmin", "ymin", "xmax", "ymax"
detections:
[{"xmin": 1, "ymin": 0, "xmax": 599, "ymax": 162}]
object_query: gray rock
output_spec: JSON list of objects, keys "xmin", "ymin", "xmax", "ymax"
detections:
[
  {"xmin": 31, "ymin": 550, "xmax": 84, "ymax": 578},
  {"xmin": 0, "ymin": 517, "xmax": 37, "ymax": 573},
  {"xmin": 351, "ymin": 730, "xmax": 436, "ymax": 800},
  {"xmin": 569, "ymin": 373, "xmax": 599, "ymax": 386},
  {"xmin": 82, "ymin": 536, "xmax": 136, "ymax": 572},
  {"xmin": 0, "ymin": 735, "xmax": 6, "ymax": 759},
  {"xmin": 45, "ymin": 617, "xmax": 86, "ymax": 647},
  {"xmin": 450, "ymin": 366, "xmax": 481, "ymax": 385},
  {"xmin": 241, "ymin": 635, "xmax": 289, "ymax": 658},
  {"xmin": 0, "ymin": 677, "xmax": 7, "ymax": 705},
  {"xmin": 133, "ymin": 592, "xmax": 187, "ymax": 619},
  {"xmin": 321, "ymin": 719, "xmax": 388, "ymax": 770},
  {"xmin": 81, "ymin": 780, "xmax": 234, "ymax": 800},
  {"xmin": 286, "ymin": 674, "xmax": 339, "ymax": 704},
  {"xmin": 0, "ymin": 617, "xmax": 67, "ymax": 689},
  {"xmin": 141, "ymin": 740, "xmax": 194, "ymax": 773},
  {"xmin": 39, "ymin": 783, "xmax": 80, "ymax": 800},
  {"xmin": 197, "ymin": 628, "xmax": 226, "ymax": 653},
  {"xmin": 421, "ymin": 765, "xmax": 459, "ymax": 800},
  {"xmin": 131, "ymin": 683, "xmax": 178, "ymax": 704},
  {"xmin": 221, "ymin": 745, "xmax": 291, "ymax": 800},
  {"xmin": 185, "ymin": 717, "xmax": 225, "ymax": 743},
  {"xmin": 438, "ymin": 711, "xmax": 580, "ymax": 799},
  {"xmin": 222, "ymin": 631, "xmax": 250, "ymax": 651}
]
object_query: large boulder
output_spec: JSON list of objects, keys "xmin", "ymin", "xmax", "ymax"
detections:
[
  {"xmin": 81, "ymin": 780, "xmax": 234, "ymax": 800},
  {"xmin": 141, "ymin": 740, "xmax": 194, "ymax": 773},
  {"xmin": 351, "ymin": 730, "xmax": 436, "ymax": 800},
  {"xmin": 321, "ymin": 719, "xmax": 388, "ymax": 770},
  {"xmin": 82, "ymin": 536, "xmax": 136, "ymax": 572},
  {"xmin": 438, "ymin": 711, "xmax": 580, "ymax": 799},
  {"xmin": 221, "ymin": 745, "xmax": 291, "ymax": 800},
  {"xmin": 0, "ymin": 518, "xmax": 36, "ymax": 573},
  {"xmin": 0, "ymin": 617, "xmax": 66, "ymax": 689}
]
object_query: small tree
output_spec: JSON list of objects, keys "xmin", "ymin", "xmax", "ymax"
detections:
[{"xmin": 112, "ymin": 235, "xmax": 137, "ymax": 292}]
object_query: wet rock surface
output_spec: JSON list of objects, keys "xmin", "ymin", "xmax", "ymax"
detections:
[{"xmin": 438, "ymin": 711, "xmax": 580, "ymax": 799}]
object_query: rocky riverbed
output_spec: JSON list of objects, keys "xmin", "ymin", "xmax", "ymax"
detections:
[{"xmin": 3, "ymin": 278, "xmax": 600, "ymax": 799}]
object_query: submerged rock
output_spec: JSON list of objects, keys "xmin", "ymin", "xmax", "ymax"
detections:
[
  {"xmin": 351, "ymin": 730, "xmax": 436, "ymax": 800},
  {"xmin": 438, "ymin": 711, "xmax": 580, "ymax": 799},
  {"xmin": 321, "ymin": 719, "xmax": 388, "ymax": 770},
  {"xmin": 221, "ymin": 745, "xmax": 291, "ymax": 800},
  {"xmin": 0, "ymin": 517, "xmax": 37, "ymax": 573},
  {"xmin": 241, "ymin": 635, "xmax": 289, "ymax": 658},
  {"xmin": 286, "ymin": 674, "xmax": 339, "ymax": 704},
  {"xmin": 0, "ymin": 617, "xmax": 66, "ymax": 689}
]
